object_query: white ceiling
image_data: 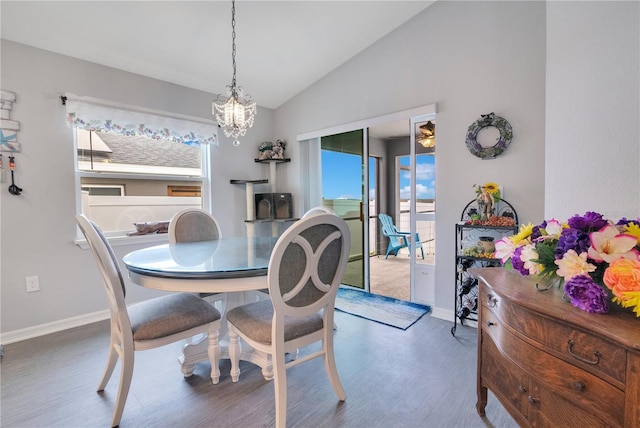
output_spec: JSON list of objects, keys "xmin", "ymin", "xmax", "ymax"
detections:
[{"xmin": 1, "ymin": 1, "xmax": 433, "ymax": 111}]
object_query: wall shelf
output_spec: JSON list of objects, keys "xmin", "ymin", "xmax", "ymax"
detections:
[
  {"xmin": 231, "ymin": 159, "xmax": 292, "ymax": 237},
  {"xmin": 254, "ymin": 158, "xmax": 290, "ymax": 164}
]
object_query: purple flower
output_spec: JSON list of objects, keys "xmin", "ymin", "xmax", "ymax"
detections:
[
  {"xmin": 556, "ymin": 228, "xmax": 591, "ymax": 258},
  {"xmin": 567, "ymin": 212, "xmax": 608, "ymax": 232},
  {"xmin": 563, "ymin": 275, "xmax": 609, "ymax": 314},
  {"xmin": 512, "ymin": 246, "xmax": 529, "ymax": 276},
  {"xmin": 531, "ymin": 221, "xmax": 547, "ymax": 241},
  {"xmin": 617, "ymin": 217, "xmax": 640, "ymax": 228}
]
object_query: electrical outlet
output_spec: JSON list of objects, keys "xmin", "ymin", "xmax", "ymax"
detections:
[{"xmin": 25, "ymin": 276, "xmax": 40, "ymax": 292}]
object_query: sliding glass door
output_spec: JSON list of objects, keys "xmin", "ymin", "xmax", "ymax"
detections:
[
  {"xmin": 296, "ymin": 103, "xmax": 437, "ymax": 304},
  {"xmin": 321, "ymin": 130, "xmax": 365, "ymax": 289}
]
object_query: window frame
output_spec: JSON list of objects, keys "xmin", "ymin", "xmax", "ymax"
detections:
[{"xmin": 73, "ymin": 131, "xmax": 212, "ymax": 247}]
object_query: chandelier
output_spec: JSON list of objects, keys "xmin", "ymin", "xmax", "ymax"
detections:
[{"xmin": 212, "ymin": 0, "xmax": 256, "ymax": 146}]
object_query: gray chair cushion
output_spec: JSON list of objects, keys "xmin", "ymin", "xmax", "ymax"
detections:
[
  {"xmin": 129, "ymin": 293, "xmax": 221, "ymax": 341},
  {"xmin": 226, "ymin": 300, "xmax": 323, "ymax": 345}
]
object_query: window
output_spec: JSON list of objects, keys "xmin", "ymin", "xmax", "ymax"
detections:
[{"xmin": 66, "ymin": 94, "xmax": 215, "ymax": 238}]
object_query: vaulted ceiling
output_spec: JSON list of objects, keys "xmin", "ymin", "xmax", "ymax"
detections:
[{"xmin": 1, "ymin": 1, "xmax": 433, "ymax": 110}]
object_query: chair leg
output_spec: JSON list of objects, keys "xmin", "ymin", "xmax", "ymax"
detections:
[
  {"xmin": 324, "ymin": 333, "xmax": 346, "ymax": 401},
  {"xmin": 208, "ymin": 326, "xmax": 221, "ymax": 385},
  {"xmin": 273, "ymin": 344, "xmax": 288, "ymax": 428},
  {"xmin": 111, "ymin": 346, "xmax": 134, "ymax": 428},
  {"xmin": 97, "ymin": 342, "xmax": 119, "ymax": 392},
  {"xmin": 229, "ymin": 328, "xmax": 241, "ymax": 382}
]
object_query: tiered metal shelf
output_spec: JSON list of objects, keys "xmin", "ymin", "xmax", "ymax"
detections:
[{"xmin": 451, "ymin": 198, "xmax": 518, "ymax": 336}]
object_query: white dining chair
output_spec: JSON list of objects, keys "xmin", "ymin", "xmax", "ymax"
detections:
[
  {"xmin": 168, "ymin": 208, "xmax": 227, "ymax": 303},
  {"xmin": 226, "ymin": 212, "xmax": 350, "ymax": 428},
  {"xmin": 302, "ymin": 206, "xmax": 335, "ymax": 218},
  {"xmin": 76, "ymin": 214, "xmax": 222, "ymax": 428},
  {"xmin": 168, "ymin": 208, "xmax": 222, "ymax": 243}
]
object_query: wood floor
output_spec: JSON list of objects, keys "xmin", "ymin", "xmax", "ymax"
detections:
[{"xmin": 1, "ymin": 310, "xmax": 517, "ymax": 428}]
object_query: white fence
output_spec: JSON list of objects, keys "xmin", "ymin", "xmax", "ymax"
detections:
[{"xmin": 82, "ymin": 192, "xmax": 201, "ymax": 233}]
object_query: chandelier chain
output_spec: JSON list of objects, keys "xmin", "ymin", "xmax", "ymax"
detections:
[{"xmin": 230, "ymin": 0, "xmax": 237, "ymax": 91}]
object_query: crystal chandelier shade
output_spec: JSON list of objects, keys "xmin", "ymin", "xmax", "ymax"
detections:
[{"xmin": 212, "ymin": 0, "xmax": 256, "ymax": 146}]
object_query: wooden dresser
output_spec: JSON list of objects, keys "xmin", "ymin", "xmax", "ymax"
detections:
[{"xmin": 470, "ymin": 267, "xmax": 640, "ymax": 427}]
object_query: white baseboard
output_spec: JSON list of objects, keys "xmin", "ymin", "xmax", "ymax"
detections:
[
  {"xmin": 430, "ymin": 306, "xmax": 454, "ymax": 322},
  {"xmin": 430, "ymin": 307, "xmax": 478, "ymax": 330},
  {"xmin": 0, "ymin": 309, "xmax": 109, "ymax": 345}
]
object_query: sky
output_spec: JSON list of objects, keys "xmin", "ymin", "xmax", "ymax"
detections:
[{"xmin": 321, "ymin": 150, "xmax": 435, "ymax": 201}]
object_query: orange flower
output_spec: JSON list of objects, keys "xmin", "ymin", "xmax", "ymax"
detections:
[{"xmin": 603, "ymin": 258, "xmax": 640, "ymax": 299}]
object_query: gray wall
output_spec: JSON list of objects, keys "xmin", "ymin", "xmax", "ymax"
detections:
[
  {"xmin": 545, "ymin": 1, "xmax": 639, "ymax": 219},
  {"xmin": 274, "ymin": 1, "xmax": 547, "ymax": 315},
  {"xmin": 2, "ymin": 0, "xmax": 638, "ymax": 337},
  {"xmin": 0, "ymin": 40, "xmax": 275, "ymax": 334}
]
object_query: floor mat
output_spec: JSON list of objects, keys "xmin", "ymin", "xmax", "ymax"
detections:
[{"xmin": 334, "ymin": 287, "xmax": 431, "ymax": 330}]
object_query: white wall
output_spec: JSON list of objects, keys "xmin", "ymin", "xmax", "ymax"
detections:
[
  {"xmin": 0, "ymin": 40, "xmax": 275, "ymax": 336},
  {"xmin": 274, "ymin": 1, "xmax": 547, "ymax": 315},
  {"xmin": 545, "ymin": 1, "xmax": 640, "ymax": 220}
]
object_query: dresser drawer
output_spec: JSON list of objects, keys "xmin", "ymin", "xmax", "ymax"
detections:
[
  {"xmin": 480, "ymin": 286, "xmax": 627, "ymax": 386},
  {"xmin": 483, "ymin": 315, "xmax": 625, "ymax": 426},
  {"xmin": 480, "ymin": 334, "xmax": 529, "ymax": 423}
]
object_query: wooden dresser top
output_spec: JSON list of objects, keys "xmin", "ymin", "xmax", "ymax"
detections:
[{"xmin": 470, "ymin": 267, "xmax": 640, "ymax": 352}]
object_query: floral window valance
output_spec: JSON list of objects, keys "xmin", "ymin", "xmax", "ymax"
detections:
[{"xmin": 64, "ymin": 93, "xmax": 217, "ymax": 145}]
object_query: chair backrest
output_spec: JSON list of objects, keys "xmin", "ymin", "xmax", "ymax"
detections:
[
  {"xmin": 302, "ymin": 206, "xmax": 335, "ymax": 218},
  {"xmin": 268, "ymin": 213, "xmax": 350, "ymax": 320},
  {"xmin": 379, "ymin": 213, "xmax": 406, "ymax": 248},
  {"xmin": 76, "ymin": 214, "xmax": 132, "ymax": 336},
  {"xmin": 169, "ymin": 208, "xmax": 222, "ymax": 244},
  {"xmin": 379, "ymin": 213, "xmax": 399, "ymax": 236}
]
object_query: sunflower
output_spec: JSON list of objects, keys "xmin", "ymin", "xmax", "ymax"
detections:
[{"xmin": 475, "ymin": 182, "xmax": 501, "ymax": 202}]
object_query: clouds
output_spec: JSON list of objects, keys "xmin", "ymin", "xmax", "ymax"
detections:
[
  {"xmin": 400, "ymin": 182, "xmax": 434, "ymax": 200},
  {"xmin": 402, "ymin": 161, "xmax": 435, "ymax": 182},
  {"xmin": 400, "ymin": 160, "xmax": 435, "ymax": 199}
]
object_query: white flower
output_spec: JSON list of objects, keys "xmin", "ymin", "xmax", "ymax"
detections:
[{"xmin": 520, "ymin": 244, "xmax": 543, "ymax": 275}]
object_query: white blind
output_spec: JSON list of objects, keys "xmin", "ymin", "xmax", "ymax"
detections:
[{"xmin": 64, "ymin": 93, "xmax": 217, "ymax": 145}]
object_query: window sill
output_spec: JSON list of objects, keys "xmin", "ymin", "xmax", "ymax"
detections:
[{"xmin": 75, "ymin": 232, "xmax": 168, "ymax": 250}]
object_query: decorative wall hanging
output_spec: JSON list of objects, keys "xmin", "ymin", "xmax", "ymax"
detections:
[
  {"xmin": 465, "ymin": 112, "xmax": 512, "ymax": 159},
  {"xmin": 1, "ymin": 90, "xmax": 21, "ymax": 153},
  {"xmin": 8, "ymin": 155, "xmax": 22, "ymax": 195}
]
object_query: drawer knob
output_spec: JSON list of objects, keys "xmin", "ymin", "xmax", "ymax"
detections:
[
  {"xmin": 487, "ymin": 321, "xmax": 496, "ymax": 327},
  {"xmin": 518, "ymin": 385, "xmax": 527, "ymax": 393},
  {"xmin": 527, "ymin": 395, "xmax": 538, "ymax": 404},
  {"xmin": 572, "ymin": 381, "xmax": 586, "ymax": 391},
  {"xmin": 567, "ymin": 339, "xmax": 601, "ymax": 365},
  {"xmin": 486, "ymin": 294, "xmax": 498, "ymax": 308}
]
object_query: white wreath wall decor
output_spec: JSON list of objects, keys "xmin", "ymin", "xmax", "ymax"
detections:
[{"xmin": 465, "ymin": 112, "xmax": 513, "ymax": 159}]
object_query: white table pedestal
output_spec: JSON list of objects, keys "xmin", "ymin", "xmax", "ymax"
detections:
[{"xmin": 178, "ymin": 290, "xmax": 274, "ymax": 381}]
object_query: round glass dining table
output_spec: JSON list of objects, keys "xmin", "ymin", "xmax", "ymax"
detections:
[{"xmin": 122, "ymin": 236, "xmax": 281, "ymax": 380}]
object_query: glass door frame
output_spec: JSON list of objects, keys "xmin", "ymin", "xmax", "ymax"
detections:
[
  {"xmin": 409, "ymin": 113, "xmax": 436, "ymax": 300},
  {"xmin": 297, "ymin": 104, "xmax": 437, "ymax": 298}
]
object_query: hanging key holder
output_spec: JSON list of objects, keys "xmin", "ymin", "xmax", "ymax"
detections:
[{"xmin": 8, "ymin": 156, "xmax": 22, "ymax": 195}]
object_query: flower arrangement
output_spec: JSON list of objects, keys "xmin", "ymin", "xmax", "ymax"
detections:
[{"xmin": 495, "ymin": 212, "xmax": 640, "ymax": 316}]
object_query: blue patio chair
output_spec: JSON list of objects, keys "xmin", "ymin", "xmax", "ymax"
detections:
[{"xmin": 379, "ymin": 213, "xmax": 424, "ymax": 259}]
